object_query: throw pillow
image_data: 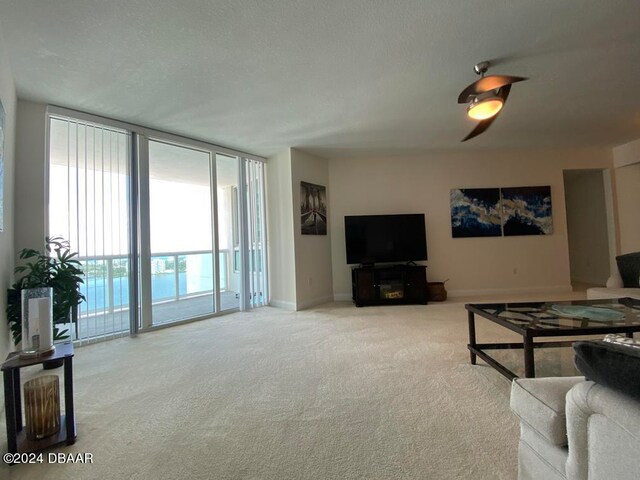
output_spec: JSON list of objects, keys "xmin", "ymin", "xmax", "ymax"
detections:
[
  {"xmin": 603, "ymin": 333, "xmax": 640, "ymax": 349},
  {"xmin": 573, "ymin": 339, "xmax": 640, "ymax": 402}
]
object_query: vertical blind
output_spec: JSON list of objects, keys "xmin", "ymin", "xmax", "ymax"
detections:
[
  {"xmin": 245, "ymin": 159, "xmax": 268, "ymax": 308},
  {"xmin": 48, "ymin": 117, "xmax": 131, "ymax": 342}
]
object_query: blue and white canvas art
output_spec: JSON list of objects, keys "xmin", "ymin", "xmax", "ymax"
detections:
[
  {"xmin": 0, "ymin": 99, "xmax": 4, "ymax": 232},
  {"xmin": 450, "ymin": 188, "xmax": 501, "ymax": 238},
  {"xmin": 501, "ymin": 186, "xmax": 552, "ymax": 236}
]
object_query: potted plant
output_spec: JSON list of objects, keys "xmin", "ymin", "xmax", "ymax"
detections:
[{"xmin": 6, "ymin": 237, "xmax": 85, "ymax": 367}]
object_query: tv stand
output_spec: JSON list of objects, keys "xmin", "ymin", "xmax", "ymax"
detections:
[{"xmin": 351, "ymin": 264, "xmax": 428, "ymax": 307}]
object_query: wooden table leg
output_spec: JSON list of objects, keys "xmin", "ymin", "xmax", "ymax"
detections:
[
  {"xmin": 3, "ymin": 369, "xmax": 18, "ymax": 453},
  {"xmin": 13, "ymin": 369, "xmax": 22, "ymax": 433},
  {"xmin": 523, "ymin": 333, "xmax": 535, "ymax": 378},
  {"xmin": 64, "ymin": 357, "xmax": 76, "ymax": 444},
  {"xmin": 468, "ymin": 311, "xmax": 477, "ymax": 365}
]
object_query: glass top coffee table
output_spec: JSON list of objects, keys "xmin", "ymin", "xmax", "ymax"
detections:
[{"xmin": 465, "ymin": 297, "xmax": 640, "ymax": 379}]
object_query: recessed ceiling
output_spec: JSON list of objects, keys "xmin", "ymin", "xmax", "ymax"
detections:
[{"xmin": 1, "ymin": 0, "xmax": 639, "ymax": 158}]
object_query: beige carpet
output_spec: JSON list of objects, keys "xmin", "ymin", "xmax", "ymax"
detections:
[{"xmin": 1, "ymin": 298, "xmax": 584, "ymax": 480}]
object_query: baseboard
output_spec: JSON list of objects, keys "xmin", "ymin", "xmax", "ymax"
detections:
[
  {"xmin": 333, "ymin": 293, "xmax": 352, "ymax": 302},
  {"xmin": 448, "ymin": 285, "xmax": 573, "ymax": 297},
  {"xmin": 296, "ymin": 295, "xmax": 335, "ymax": 311},
  {"xmin": 268, "ymin": 299, "xmax": 297, "ymax": 310}
]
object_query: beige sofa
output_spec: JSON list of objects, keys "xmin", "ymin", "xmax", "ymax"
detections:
[
  {"xmin": 510, "ymin": 376, "xmax": 640, "ymax": 480},
  {"xmin": 586, "ymin": 287, "xmax": 640, "ymax": 300}
]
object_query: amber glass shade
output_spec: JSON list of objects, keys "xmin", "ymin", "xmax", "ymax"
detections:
[{"xmin": 467, "ymin": 97, "xmax": 503, "ymax": 120}]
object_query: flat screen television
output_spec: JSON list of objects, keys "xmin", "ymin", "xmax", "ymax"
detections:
[{"xmin": 344, "ymin": 214, "xmax": 427, "ymax": 265}]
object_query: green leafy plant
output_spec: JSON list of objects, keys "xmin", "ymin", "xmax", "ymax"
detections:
[{"xmin": 6, "ymin": 236, "xmax": 85, "ymax": 345}]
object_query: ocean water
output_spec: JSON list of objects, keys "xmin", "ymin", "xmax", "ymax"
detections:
[
  {"xmin": 79, "ymin": 252, "xmax": 230, "ymax": 314},
  {"xmin": 81, "ymin": 272, "xmax": 216, "ymax": 313}
]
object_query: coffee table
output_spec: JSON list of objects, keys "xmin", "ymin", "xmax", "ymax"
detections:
[{"xmin": 465, "ymin": 297, "xmax": 640, "ymax": 379}]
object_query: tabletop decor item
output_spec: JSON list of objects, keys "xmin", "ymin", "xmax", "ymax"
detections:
[
  {"xmin": 19, "ymin": 287, "xmax": 55, "ymax": 358},
  {"xmin": 24, "ymin": 374, "xmax": 61, "ymax": 440},
  {"xmin": 550, "ymin": 304, "xmax": 625, "ymax": 321}
]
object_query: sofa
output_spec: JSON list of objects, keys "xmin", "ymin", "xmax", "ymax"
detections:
[{"xmin": 510, "ymin": 376, "xmax": 640, "ymax": 480}]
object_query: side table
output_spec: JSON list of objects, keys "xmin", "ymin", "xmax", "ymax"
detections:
[{"xmin": 2, "ymin": 342, "xmax": 76, "ymax": 454}]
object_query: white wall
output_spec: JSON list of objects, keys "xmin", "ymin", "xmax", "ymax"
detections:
[
  {"xmin": 613, "ymin": 138, "xmax": 640, "ymax": 168},
  {"xmin": 266, "ymin": 149, "xmax": 297, "ymax": 309},
  {"xmin": 614, "ymin": 162, "xmax": 640, "ymax": 254},
  {"xmin": 328, "ymin": 148, "xmax": 613, "ymax": 298},
  {"xmin": 290, "ymin": 148, "xmax": 333, "ymax": 309},
  {"xmin": 15, "ymin": 100, "xmax": 47, "ymax": 251},
  {"xmin": 0, "ymin": 29, "xmax": 17, "ymax": 365},
  {"xmin": 265, "ymin": 148, "xmax": 333, "ymax": 310},
  {"xmin": 563, "ymin": 170, "xmax": 610, "ymax": 285}
]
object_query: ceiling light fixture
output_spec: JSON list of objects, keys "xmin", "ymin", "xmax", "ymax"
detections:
[
  {"xmin": 458, "ymin": 61, "xmax": 528, "ymax": 141},
  {"xmin": 467, "ymin": 93, "xmax": 504, "ymax": 120}
]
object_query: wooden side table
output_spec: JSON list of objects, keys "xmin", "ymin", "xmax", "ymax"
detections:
[{"xmin": 2, "ymin": 342, "xmax": 76, "ymax": 454}]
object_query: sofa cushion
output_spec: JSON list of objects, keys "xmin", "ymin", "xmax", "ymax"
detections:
[
  {"xmin": 573, "ymin": 339, "xmax": 640, "ymax": 402},
  {"xmin": 616, "ymin": 251, "xmax": 640, "ymax": 288},
  {"xmin": 510, "ymin": 376, "xmax": 584, "ymax": 446}
]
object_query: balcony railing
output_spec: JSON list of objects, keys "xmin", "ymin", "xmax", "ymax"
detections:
[{"xmin": 78, "ymin": 250, "xmax": 230, "ymax": 317}]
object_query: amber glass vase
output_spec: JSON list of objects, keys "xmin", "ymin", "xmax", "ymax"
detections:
[{"xmin": 24, "ymin": 375, "xmax": 61, "ymax": 440}]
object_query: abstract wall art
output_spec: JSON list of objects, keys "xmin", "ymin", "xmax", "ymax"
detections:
[
  {"xmin": 501, "ymin": 186, "xmax": 552, "ymax": 236},
  {"xmin": 450, "ymin": 188, "xmax": 502, "ymax": 238},
  {"xmin": 451, "ymin": 185, "xmax": 553, "ymax": 238}
]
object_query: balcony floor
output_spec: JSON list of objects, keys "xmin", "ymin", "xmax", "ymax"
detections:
[{"xmin": 75, "ymin": 291, "xmax": 240, "ymax": 340}]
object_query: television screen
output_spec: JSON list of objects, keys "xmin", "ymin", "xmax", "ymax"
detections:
[{"xmin": 344, "ymin": 214, "xmax": 427, "ymax": 264}]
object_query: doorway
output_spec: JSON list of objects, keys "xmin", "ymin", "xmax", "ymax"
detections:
[{"xmin": 563, "ymin": 169, "xmax": 612, "ymax": 290}]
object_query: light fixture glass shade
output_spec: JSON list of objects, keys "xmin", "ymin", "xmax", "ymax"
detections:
[{"xmin": 467, "ymin": 97, "xmax": 503, "ymax": 120}]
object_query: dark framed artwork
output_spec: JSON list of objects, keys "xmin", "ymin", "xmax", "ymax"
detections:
[
  {"xmin": 450, "ymin": 188, "xmax": 501, "ymax": 238},
  {"xmin": 0, "ymin": 99, "xmax": 4, "ymax": 232},
  {"xmin": 300, "ymin": 181, "xmax": 327, "ymax": 235},
  {"xmin": 501, "ymin": 186, "xmax": 552, "ymax": 236}
]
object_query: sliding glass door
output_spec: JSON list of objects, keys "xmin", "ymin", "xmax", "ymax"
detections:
[
  {"xmin": 147, "ymin": 140, "xmax": 216, "ymax": 325},
  {"xmin": 48, "ymin": 109, "xmax": 269, "ymax": 342}
]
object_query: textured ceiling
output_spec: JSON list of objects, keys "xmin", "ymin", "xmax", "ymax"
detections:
[{"xmin": 0, "ymin": 0, "xmax": 639, "ymax": 158}]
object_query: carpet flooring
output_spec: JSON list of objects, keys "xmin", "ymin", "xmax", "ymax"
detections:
[{"xmin": 1, "ymin": 296, "xmax": 586, "ymax": 479}]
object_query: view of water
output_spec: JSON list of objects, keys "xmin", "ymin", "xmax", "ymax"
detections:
[
  {"xmin": 80, "ymin": 252, "xmax": 229, "ymax": 314},
  {"xmin": 81, "ymin": 272, "xmax": 218, "ymax": 313}
]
